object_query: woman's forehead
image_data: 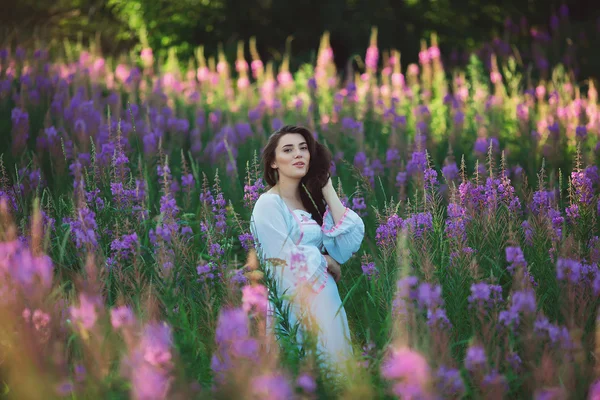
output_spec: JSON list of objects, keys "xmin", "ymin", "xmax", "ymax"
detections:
[{"xmin": 277, "ymin": 133, "xmax": 306, "ymax": 147}]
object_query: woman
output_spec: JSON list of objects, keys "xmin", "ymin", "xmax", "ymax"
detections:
[{"xmin": 250, "ymin": 125, "xmax": 365, "ymax": 368}]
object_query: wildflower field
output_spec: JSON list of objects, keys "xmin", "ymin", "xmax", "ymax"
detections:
[{"xmin": 1, "ymin": 10, "xmax": 600, "ymax": 399}]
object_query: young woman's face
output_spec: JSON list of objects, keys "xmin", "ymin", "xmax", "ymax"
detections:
[{"xmin": 271, "ymin": 133, "xmax": 310, "ymax": 180}]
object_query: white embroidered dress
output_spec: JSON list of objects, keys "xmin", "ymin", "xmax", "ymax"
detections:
[{"xmin": 250, "ymin": 193, "xmax": 365, "ymax": 365}]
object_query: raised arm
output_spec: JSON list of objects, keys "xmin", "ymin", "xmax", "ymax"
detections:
[{"xmin": 321, "ymin": 178, "xmax": 365, "ymax": 264}]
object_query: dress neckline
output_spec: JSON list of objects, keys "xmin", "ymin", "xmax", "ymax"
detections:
[{"xmin": 263, "ymin": 192, "xmax": 309, "ymax": 214}]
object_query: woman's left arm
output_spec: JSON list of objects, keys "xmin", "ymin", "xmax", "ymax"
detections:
[
  {"xmin": 321, "ymin": 177, "xmax": 365, "ymax": 264},
  {"xmin": 321, "ymin": 177, "xmax": 346, "ymax": 225}
]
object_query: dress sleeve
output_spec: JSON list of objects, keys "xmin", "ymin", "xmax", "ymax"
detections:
[
  {"xmin": 251, "ymin": 195, "xmax": 329, "ymax": 295},
  {"xmin": 321, "ymin": 205, "xmax": 365, "ymax": 264}
]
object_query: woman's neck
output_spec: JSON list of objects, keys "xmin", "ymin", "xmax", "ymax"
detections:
[{"xmin": 272, "ymin": 179, "xmax": 301, "ymax": 202}]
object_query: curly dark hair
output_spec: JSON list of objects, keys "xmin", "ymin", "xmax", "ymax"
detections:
[{"xmin": 261, "ymin": 125, "xmax": 332, "ymax": 226}]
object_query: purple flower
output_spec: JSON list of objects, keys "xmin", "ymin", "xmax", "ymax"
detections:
[
  {"xmin": 63, "ymin": 207, "xmax": 98, "ymax": 250},
  {"xmin": 442, "ymin": 163, "xmax": 459, "ymax": 181},
  {"xmin": 406, "ymin": 151, "xmax": 427, "ymax": 176},
  {"xmin": 404, "ymin": 212, "xmax": 433, "ymax": 239},
  {"xmin": 436, "ymin": 366, "xmax": 465, "ymax": 396},
  {"xmin": 482, "ymin": 370, "xmax": 508, "ymax": 390},
  {"xmin": 251, "ymin": 373, "xmax": 293, "ymax": 400},
  {"xmin": 465, "ymin": 345, "xmax": 486, "ymax": 371},
  {"xmin": 556, "ymin": 258, "xmax": 582, "ymax": 283},
  {"xmin": 361, "ymin": 262, "xmax": 379, "ymax": 279},
  {"xmin": 352, "ymin": 196, "xmax": 367, "ymax": 217},
  {"xmin": 239, "ymin": 232, "xmax": 255, "ymax": 251},
  {"xmin": 386, "ymin": 148, "xmax": 401, "ymax": 169},
  {"xmin": 571, "ymin": 170, "xmax": 593, "ymax": 205},
  {"xmin": 215, "ymin": 308, "xmax": 249, "ymax": 344},
  {"xmin": 511, "ymin": 289, "xmax": 536, "ymax": 314},
  {"xmin": 416, "ymin": 282, "xmax": 443, "ymax": 309},
  {"xmin": 576, "ymin": 125, "xmax": 588, "ymax": 140},
  {"xmin": 296, "ymin": 373, "xmax": 316, "ymax": 393},
  {"xmin": 354, "ymin": 151, "xmax": 368, "ymax": 170},
  {"xmin": 522, "ymin": 220, "xmax": 534, "ymax": 246},
  {"xmin": 375, "ymin": 214, "xmax": 404, "ymax": 248},
  {"xmin": 468, "ymin": 283, "xmax": 503, "ymax": 308},
  {"xmin": 506, "ymin": 246, "xmax": 527, "ymax": 274},
  {"xmin": 395, "ymin": 171, "xmax": 407, "ymax": 187},
  {"xmin": 427, "ymin": 308, "xmax": 452, "ymax": 329},
  {"xmin": 424, "ymin": 167, "xmax": 439, "ymax": 190}
]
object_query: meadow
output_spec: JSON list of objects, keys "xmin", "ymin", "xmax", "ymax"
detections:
[{"xmin": 1, "ymin": 13, "xmax": 600, "ymax": 399}]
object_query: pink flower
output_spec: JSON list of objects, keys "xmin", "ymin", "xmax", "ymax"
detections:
[
  {"xmin": 407, "ymin": 64, "xmax": 420, "ymax": 76},
  {"xmin": 242, "ymin": 284, "xmax": 268, "ymax": 315},
  {"xmin": 381, "ymin": 347, "xmax": 430, "ymax": 388},
  {"xmin": 140, "ymin": 48, "xmax": 153, "ymax": 66},
  {"xmin": 111, "ymin": 306, "xmax": 136, "ymax": 329},
  {"xmin": 115, "ymin": 64, "xmax": 130, "ymax": 83},
  {"xmin": 140, "ymin": 322, "xmax": 173, "ymax": 368},
  {"xmin": 70, "ymin": 293, "xmax": 100, "ymax": 330},
  {"xmin": 32, "ymin": 309, "xmax": 51, "ymax": 331}
]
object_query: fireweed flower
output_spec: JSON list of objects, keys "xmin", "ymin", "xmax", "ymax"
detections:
[
  {"xmin": 0, "ymin": 240, "xmax": 53, "ymax": 296},
  {"xmin": 395, "ymin": 171, "xmax": 407, "ymax": 188},
  {"xmin": 533, "ymin": 316, "xmax": 572, "ymax": 349},
  {"xmin": 482, "ymin": 370, "xmax": 508, "ymax": 392},
  {"xmin": 392, "ymin": 276, "xmax": 419, "ymax": 317},
  {"xmin": 468, "ymin": 282, "xmax": 503, "ymax": 309},
  {"xmin": 423, "ymin": 167, "xmax": 439, "ymax": 190},
  {"xmin": 406, "ymin": 151, "xmax": 427, "ymax": 176},
  {"xmin": 69, "ymin": 293, "xmax": 101, "ymax": 331},
  {"xmin": 386, "ymin": 148, "xmax": 401, "ymax": 169},
  {"xmin": 556, "ymin": 258, "xmax": 582, "ymax": 283},
  {"xmin": 499, "ymin": 289, "xmax": 536, "ymax": 329},
  {"xmin": 243, "ymin": 178, "xmax": 264, "ymax": 209},
  {"xmin": 404, "ymin": 212, "xmax": 433, "ymax": 239},
  {"xmin": 521, "ymin": 220, "xmax": 534, "ymax": 246},
  {"xmin": 375, "ymin": 214, "xmax": 404, "ymax": 249},
  {"xmin": 571, "ymin": 170, "xmax": 594, "ymax": 206},
  {"xmin": 352, "ymin": 196, "xmax": 367, "ymax": 217},
  {"xmin": 464, "ymin": 345, "xmax": 486, "ymax": 371},
  {"xmin": 445, "ymin": 203, "xmax": 468, "ymax": 242},
  {"xmin": 361, "ymin": 261, "xmax": 379, "ymax": 279},
  {"xmin": 442, "ymin": 162, "xmax": 459, "ymax": 182},
  {"xmin": 107, "ymin": 232, "xmax": 139, "ymax": 269},
  {"xmin": 196, "ymin": 262, "xmax": 221, "ymax": 282},
  {"xmin": 111, "ymin": 306, "xmax": 136, "ymax": 330},
  {"xmin": 353, "ymin": 151, "xmax": 367, "ymax": 171},
  {"xmin": 211, "ymin": 308, "xmax": 259, "ymax": 382},
  {"xmin": 63, "ymin": 206, "xmax": 98, "ymax": 251},
  {"xmin": 238, "ymin": 232, "xmax": 255, "ymax": 251},
  {"xmin": 251, "ymin": 373, "xmax": 294, "ymax": 400},
  {"xmin": 436, "ymin": 366, "xmax": 465, "ymax": 397},
  {"xmin": 241, "ymin": 284, "xmax": 268, "ymax": 316},
  {"xmin": 212, "ymin": 191, "xmax": 227, "ymax": 234},
  {"xmin": 548, "ymin": 209, "xmax": 564, "ymax": 240},
  {"xmin": 123, "ymin": 322, "xmax": 174, "ymax": 400},
  {"xmin": 296, "ymin": 373, "xmax": 316, "ymax": 393},
  {"xmin": 381, "ymin": 346, "xmax": 431, "ymax": 397},
  {"xmin": 505, "ymin": 246, "xmax": 527, "ymax": 274}
]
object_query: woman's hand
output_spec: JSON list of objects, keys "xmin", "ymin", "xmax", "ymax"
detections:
[
  {"xmin": 324, "ymin": 254, "xmax": 341, "ymax": 282},
  {"xmin": 321, "ymin": 175, "xmax": 334, "ymax": 193}
]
